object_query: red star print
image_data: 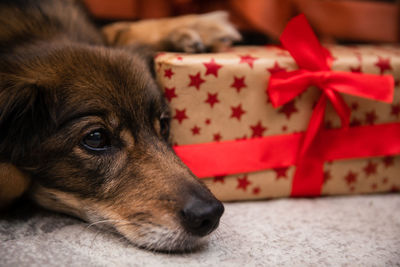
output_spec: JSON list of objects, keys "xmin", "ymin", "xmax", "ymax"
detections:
[
  {"xmin": 382, "ymin": 177, "xmax": 388, "ymax": 184},
  {"xmin": 191, "ymin": 125, "xmax": 201, "ymax": 135},
  {"xmin": 390, "ymin": 185, "xmax": 399, "ymax": 192},
  {"xmin": 375, "ymin": 56, "xmax": 392, "ymax": 74},
  {"xmin": 176, "ymin": 56, "xmax": 183, "ymax": 61},
  {"xmin": 267, "ymin": 61, "xmax": 286, "ymax": 74},
  {"xmin": 250, "ymin": 121, "xmax": 267, "ymax": 138},
  {"xmin": 350, "ymin": 118, "xmax": 361, "ymax": 127},
  {"xmin": 164, "ymin": 68, "xmax": 174, "ymax": 79},
  {"xmin": 382, "ymin": 156, "xmax": 394, "ymax": 168},
  {"xmin": 188, "ymin": 72, "xmax": 205, "ymax": 90},
  {"xmin": 252, "ymin": 187, "xmax": 261, "ymax": 195},
  {"xmin": 213, "ymin": 175, "xmax": 225, "ymax": 183},
  {"xmin": 279, "ymin": 101, "xmax": 298, "ymax": 119},
  {"xmin": 282, "ymin": 125, "xmax": 288, "ymax": 131},
  {"xmin": 205, "ymin": 118, "xmax": 211, "ymax": 125},
  {"xmin": 365, "ymin": 110, "xmax": 378, "ymax": 125},
  {"xmin": 363, "ymin": 161, "xmax": 377, "ymax": 177},
  {"xmin": 173, "ymin": 108, "xmax": 188, "ymax": 124},
  {"xmin": 345, "ymin": 171, "xmax": 358, "ymax": 185},
  {"xmin": 213, "ymin": 133, "xmax": 222, "ymax": 142},
  {"xmin": 164, "ymin": 87, "xmax": 177, "ymax": 102},
  {"xmin": 350, "ymin": 66, "xmax": 362, "ymax": 73},
  {"xmin": 230, "ymin": 76, "xmax": 247, "ymax": 93},
  {"xmin": 230, "ymin": 104, "xmax": 246, "ymax": 121},
  {"xmin": 324, "ymin": 170, "xmax": 332, "ymax": 184},
  {"xmin": 203, "ymin": 58, "xmax": 222, "ymax": 77},
  {"xmin": 274, "ymin": 167, "xmax": 289, "ymax": 179},
  {"xmin": 391, "ymin": 103, "xmax": 400, "ymax": 118},
  {"xmin": 351, "ymin": 102, "xmax": 359, "ymax": 110},
  {"xmin": 371, "ymin": 183, "xmax": 378, "ymax": 190},
  {"xmin": 236, "ymin": 175, "xmax": 251, "ymax": 191},
  {"xmin": 395, "ymin": 80, "xmax": 400, "ymax": 87},
  {"xmin": 205, "ymin": 92, "xmax": 220, "ymax": 108},
  {"xmin": 239, "ymin": 54, "xmax": 258, "ymax": 68}
]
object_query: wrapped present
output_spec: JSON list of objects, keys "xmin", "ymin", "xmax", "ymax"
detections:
[{"xmin": 155, "ymin": 15, "xmax": 400, "ymax": 201}]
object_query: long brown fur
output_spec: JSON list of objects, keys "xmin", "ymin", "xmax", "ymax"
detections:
[{"xmin": 0, "ymin": 0, "xmax": 238, "ymax": 251}]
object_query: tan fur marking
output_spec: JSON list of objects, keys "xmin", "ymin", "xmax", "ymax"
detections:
[
  {"xmin": 120, "ymin": 129, "xmax": 134, "ymax": 149},
  {"xmin": 107, "ymin": 113, "xmax": 120, "ymax": 130},
  {"xmin": 31, "ymin": 185, "xmax": 89, "ymax": 219},
  {"xmin": 153, "ymin": 120, "xmax": 161, "ymax": 139},
  {"xmin": 0, "ymin": 163, "xmax": 31, "ymax": 208}
]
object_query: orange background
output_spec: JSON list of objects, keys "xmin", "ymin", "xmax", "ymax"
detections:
[{"xmin": 84, "ymin": 0, "xmax": 399, "ymax": 43}]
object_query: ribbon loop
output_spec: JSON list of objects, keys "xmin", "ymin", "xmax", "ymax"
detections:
[
  {"xmin": 323, "ymin": 89, "xmax": 350, "ymax": 128},
  {"xmin": 267, "ymin": 14, "xmax": 395, "ymax": 196},
  {"xmin": 280, "ymin": 14, "xmax": 331, "ymax": 71},
  {"xmin": 268, "ymin": 71, "xmax": 393, "ymax": 108}
]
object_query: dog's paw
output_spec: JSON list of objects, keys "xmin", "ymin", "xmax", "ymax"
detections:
[
  {"xmin": 164, "ymin": 27, "xmax": 206, "ymax": 53},
  {"xmin": 102, "ymin": 11, "xmax": 241, "ymax": 53},
  {"xmin": 165, "ymin": 11, "xmax": 242, "ymax": 53}
]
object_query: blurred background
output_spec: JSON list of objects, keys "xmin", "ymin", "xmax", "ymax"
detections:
[{"xmin": 84, "ymin": 0, "xmax": 399, "ymax": 44}]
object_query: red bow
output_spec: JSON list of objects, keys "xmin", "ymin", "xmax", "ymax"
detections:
[{"xmin": 267, "ymin": 15, "xmax": 394, "ymax": 196}]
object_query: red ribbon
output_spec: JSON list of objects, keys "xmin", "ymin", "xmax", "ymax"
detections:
[
  {"xmin": 267, "ymin": 14, "xmax": 394, "ymax": 196},
  {"xmin": 174, "ymin": 123, "xmax": 400, "ymax": 178}
]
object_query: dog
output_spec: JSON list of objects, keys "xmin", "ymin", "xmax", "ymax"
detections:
[{"xmin": 0, "ymin": 0, "xmax": 240, "ymax": 251}]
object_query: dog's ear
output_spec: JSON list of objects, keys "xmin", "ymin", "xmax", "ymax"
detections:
[
  {"xmin": 0, "ymin": 75, "xmax": 57, "ymax": 164},
  {"xmin": 134, "ymin": 45, "xmax": 157, "ymax": 78},
  {"xmin": 117, "ymin": 44, "xmax": 157, "ymax": 78}
]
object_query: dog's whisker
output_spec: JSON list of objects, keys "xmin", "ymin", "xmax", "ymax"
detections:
[
  {"xmin": 88, "ymin": 223, "xmax": 124, "ymax": 248},
  {"xmin": 216, "ymin": 227, "xmax": 231, "ymax": 248},
  {"xmin": 113, "ymin": 221, "xmax": 143, "ymax": 228},
  {"xmin": 90, "ymin": 229, "xmax": 103, "ymax": 248},
  {"xmin": 86, "ymin": 219, "xmax": 131, "ymax": 229},
  {"xmin": 211, "ymin": 229, "xmax": 224, "ymax": 247}
]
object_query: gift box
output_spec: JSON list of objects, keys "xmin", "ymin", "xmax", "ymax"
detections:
[{"xmin": 155, "ymin": 15, "xmax": 400, "ymax": 201}]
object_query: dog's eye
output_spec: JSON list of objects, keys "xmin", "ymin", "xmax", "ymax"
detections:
[
  {"xmin": 159, "ymin": 112, "xmax": 170, "ymax": 140},
  {"xmin": 82, "ymin": 129, "xmax": 110, "ymax": 151}
]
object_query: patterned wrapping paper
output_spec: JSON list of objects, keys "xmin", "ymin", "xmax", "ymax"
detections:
[{"xmin": 155, "ymin": 45, "xmax": 400, "ymax": 201}]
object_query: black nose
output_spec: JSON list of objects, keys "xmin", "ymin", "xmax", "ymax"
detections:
[{"xmin": 180, "ymin": 197, "xmax": 224, "ymax": 236}]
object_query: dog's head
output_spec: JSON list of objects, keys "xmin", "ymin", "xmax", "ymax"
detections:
[{"xmin": 0, "ymin": 43, "xmax": 223, "ymax": 251}]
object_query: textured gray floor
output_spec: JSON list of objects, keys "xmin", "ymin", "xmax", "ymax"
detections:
[{"xmin": 1, "ymin": 194, "xmax": 399, "ymax": 267}]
